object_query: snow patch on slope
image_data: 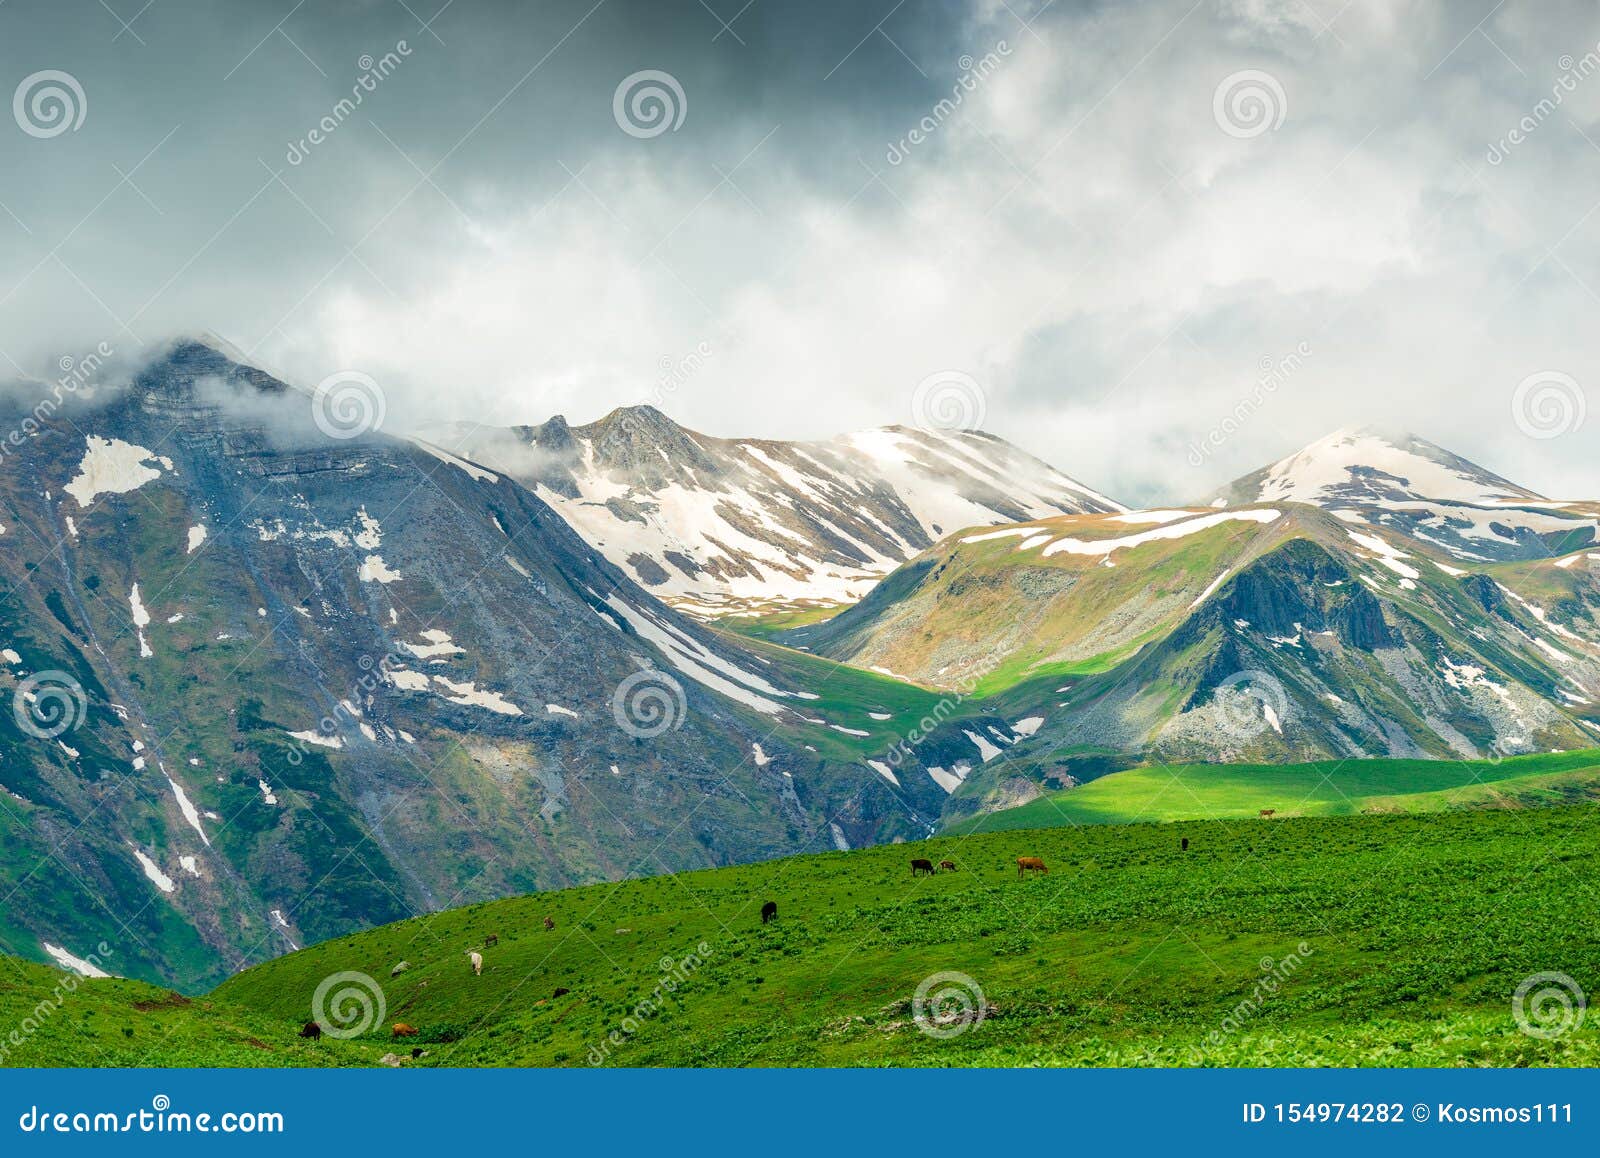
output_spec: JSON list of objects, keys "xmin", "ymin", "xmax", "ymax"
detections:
[
  {"xmin": 65, "ymin": 437, "xmax": 172, "ymax": 507},
  {"xmin": 43, "ymin": 942, "xmax": 110, "ymax": 978}
]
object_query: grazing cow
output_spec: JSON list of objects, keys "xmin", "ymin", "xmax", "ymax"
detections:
[
  {"xmin": 552, "ymin": 986, "xmax": 570, "ymax": 998},
  {"xmin": 299, "ymin": 1021, "xmax": 322, "ymax": 1040},
  {"xmin": 390, "ymin": 960, "xmax": 410, "ymax": 977},
  {"xmin": 1181, "ymin": 838, "xmax": 1189, "ymax": 852},
  {"xmin": 761, "ymin": 900, "xmax": 778, "ymax": 924},
  {"xmin": 1016, "ymin": 856, "xmax": 1048, "ymax": 879},
  {"xmin": 468, "ymin": 950, "xmax": 483, "ymax": 976},
  {"xmin": 392, "ymin": 1023, "xmax": 419, "ymax": 1038},
  {"xmin": 910, "ymin": 858, "xmax": 936, "ymax": 876},
  {"xmin": 1259, "ymin": 808, "xmax": 1276, "ymax": 819},
  {"xmin": 543, "ymin": 916, "xmax": 555, "ymax": 931},
  {"xmin": 484, "ymin": 933, "xmax": 499, "ymax": 948},
  {"xmin": 938, "ymin": 860, "xmax": 957, "ymax": 873}
]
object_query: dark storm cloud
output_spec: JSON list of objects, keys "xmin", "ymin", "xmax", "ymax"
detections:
[{"xmin": 0, "ymin": 0, "xmax": 1596, "ymax": 503}]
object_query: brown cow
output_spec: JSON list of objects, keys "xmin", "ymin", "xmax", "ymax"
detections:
[
  {"xmin": 552, "ymin": 986, "xmax": 570, "ymax": 998},
  {"xmin": 910, "ymin": 858, "xmax": 936, "ymax": 876},
  {"xmin": 1017, "ymin": 856, "xmax": 1048, "ymax": 878},
  {"xmin": 1259, "ymin": 808, "xmax": 1276, "ymax": 819},
  {"xmin": 938, "ymin": 860, "xmax": 957, "ymax": 872},
  {"xmin": 484, "ymin": 933, "xmax": 499, "ymax": 947},
  {"xmin": 299, "ymin": 1021, "xmax": 322, "ymax": 1040},
  {"xmin": 543, "ymin": 915, "xmax": 555, "ymax": 931},
  {"xmin": 392, "ymin": 1023, "xmax": 419, "ymax": 1038}
]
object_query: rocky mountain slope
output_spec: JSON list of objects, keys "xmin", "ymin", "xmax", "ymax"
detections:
[
  {"xmin": 421, "ymin": 409, "xmax": 1122, "ymax": 617},
  {"xmin": 0, "ymin": 340, "xmax": 961, "ymax": 990},
  {"xmin": 782, "ymin": 435, "xmax": 1599, "ymax": 816}
]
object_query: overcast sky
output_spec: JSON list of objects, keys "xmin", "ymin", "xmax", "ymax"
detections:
[{"xmin": 1, "ymin": 0, "xmax": 1596, "ymax": 505}]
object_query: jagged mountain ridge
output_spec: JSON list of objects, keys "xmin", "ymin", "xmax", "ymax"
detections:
[
  {"xmin": 0, "ymin": 340, "xmax": 957, "ymax": 989},
  {"xmin": 421, "ymin": 408, "xmax": 1122, "ymax": 616}
]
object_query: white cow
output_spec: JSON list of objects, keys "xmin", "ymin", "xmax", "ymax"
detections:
[{"xmin": 468, "ymin": 950, "xmax": 483, "ymax": 976}]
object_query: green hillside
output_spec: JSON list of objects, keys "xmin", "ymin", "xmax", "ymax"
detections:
[
  {"xmin": 6, "ymin": 805, "xmax": 1600, "ymax": 1067},
  {"xmin": 0, "ymin": 957, "xmax": 339, "ymax": 1068},
  {"xmin": 951, "ymin": 750, "xmax": 1600, "ymax": 831}
]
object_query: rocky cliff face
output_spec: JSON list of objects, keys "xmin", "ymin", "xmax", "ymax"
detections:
[{"xmin": 0, "ymin": 341, "xmax": 929, "ymax": 989}]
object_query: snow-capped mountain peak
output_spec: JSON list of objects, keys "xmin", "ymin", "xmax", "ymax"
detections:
[
  {"xmin": 420, "ymin": 412, "xmax": 1121, "ymax": 615},
  {"xmin": 1223, "ymin": 426, "xmax": 1543, "ymax": 508},
  {"xmin": 1215, "ymin": 427, "xmax": 1593, "ymax": 563}
]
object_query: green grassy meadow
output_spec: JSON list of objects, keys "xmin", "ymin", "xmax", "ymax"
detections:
[
  {"xmin": 6, "ymin": 804, "xmax": 1600, "ymax": 1067},
  {"xmin": 950, "ymin": 750, "xmax": 1600, "ymax": 831}
]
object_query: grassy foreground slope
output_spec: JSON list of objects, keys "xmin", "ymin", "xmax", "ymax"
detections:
[
  {"xmin": 9, "ymin": 807, "xmax": 1600, "ymax": 1067},
  {"xmin": 0, "ymin": 958, "xmax": 339, "ymax": 1067},
  {"xmin": 952, "ymin": 750, "xmax": 1600, "ymax": 831}
]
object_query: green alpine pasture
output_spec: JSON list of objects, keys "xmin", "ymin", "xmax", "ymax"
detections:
[
  {"xmin": 951, "ymin": 750, "xmax": 1600, "ymax": 831},
  {"xmin": 6, "ymin": 804, "xmax": 1600, "ymax": 1067}
]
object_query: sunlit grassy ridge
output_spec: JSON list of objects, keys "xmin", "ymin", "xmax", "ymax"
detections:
[
  {"xmin": 950, "ymin": 750, "xmax": 1600, "ymax": 830},
  {"xmin": 6, "ymin": 805, "xmax": 1600, "ymax": 1067}
]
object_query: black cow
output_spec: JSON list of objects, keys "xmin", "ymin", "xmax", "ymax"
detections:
[
  {"xmin": 761, "ymin": 900, "xmax": 778, "ymax": 924},
  {"xmin": 299, "ymin": 1021, "xmax": 322, "ymax": 1040},
  {"xmin": 1181, "ymin": 837, "xmax": 1189, "ymax": 851}
]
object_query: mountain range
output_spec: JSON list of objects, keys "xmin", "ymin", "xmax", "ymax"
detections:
[
  {"xmin": 421, "ymin": 409, "xmax": 1120, "ymax": 616},
  {"xmin": 2, "ymin": 340, "xmax": 1595, "ymax": 991}
]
